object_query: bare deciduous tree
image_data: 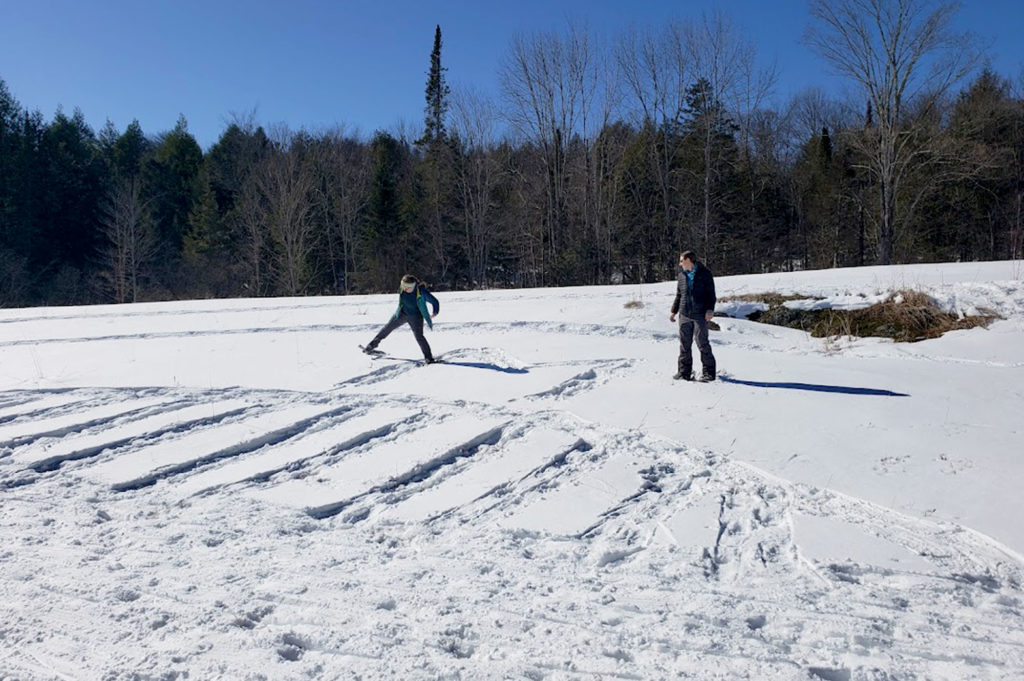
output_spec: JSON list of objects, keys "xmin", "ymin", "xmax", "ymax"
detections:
[
  {"xmin": 99, "ymin": 174, "xmax": 156, "ymax": 303},
  {"xmin": 255, "ymin": 128, "xmax": 318, "ymax": 295},
  {"xmin": 615, "ymin": 14, "xmax": 770, "ymax": 269},
  {"xmin": 616, "ymin": 23, "xmax": 692, "ymax": 269},
  {"xmin": 501, "ymin": 21, "xmax": 600, "ymax": 283},
  {"xmin": 682, "ymin": 11, "xmax": 773, "ymax": 262},
  {"xmin": 806, "ymin": 0, "xmax": 979, "ymax": 264},
  {"xmin": 236, "ymin": 175, "xmax": 268, "ymax": 296},
  {"xmin": 787, "ymin": 88, "xmax": 852, "ymax": 145},
  {"xmin": 451, "ymin": 87, "xmax": 502, "ymax": 287},
  {"xmin": 576, "ymin": 29, "xmax": 622, "ymax": 283},
  {"xmin": 317, "ymin": 128, "xmax": 370, "ymax": 295}
]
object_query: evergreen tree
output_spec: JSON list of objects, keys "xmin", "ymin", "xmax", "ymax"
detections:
[
  {"xmin": 6, "ymin": 110, "xmax": 46, "ymax": 265},
  {"xmin": 183, "ymin": 123, "xmax": 269, "ymax": 297},
  {"xmin": 0, "ymin": 79, "xmax": 33, "ymax": 304},
  {"xmin": 613, "ymin": 122, "xmax": 667, "ymax": 282},
  {"xmin": 361, "ymin": 131, "xmax": 409, "ymax": 291},
  {"xmin": 204, "ymin": 122, "xmax": 270, "ymax": 219},
  {"xmin": 36, "ymin": 109, "xmax": 106, "ymax": 302},
  {"xmin": 96, "ymin": 120, "xmax": 157, "ymax": 302},
  {"xmin": 420, "ymin": 25, "xmax": 450, "ymax": 147},
  {"xmin": 113, "ymin": 120, "xmax": 150, "ymax": 178},
  {"xmin": 819, "ymin": 126, "xmax": 833, "ymax": 164},
  {"xmin": 143, "ymin": 115, "xmax": 202, "ymax": 295},
  {"xmin": 416, "ymin": 25, "xmax": 457, "ymax": 285},
  {"xmin": 940, "ymin": 69, "xmax": 1022, "ymax": 260},
  {"xmin": 678, "ymin": 77, "xmax": 741, "ymax": 265},
  {"xmin": 0, "ymin": 79, "xmax": 22, "ymax": 250},
  {"xmin": 184, "ymin": 177, "xmax": 220, "ymax": 261}
]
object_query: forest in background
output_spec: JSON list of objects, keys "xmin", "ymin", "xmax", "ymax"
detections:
[{"xmin": 1, "ymin": 2, "xmax": 1022, "ymax": 307}]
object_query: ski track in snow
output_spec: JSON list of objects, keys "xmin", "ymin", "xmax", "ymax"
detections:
[{"xmin": 1, "ymin": 267, "xmax": 1023, "ymax": 680}]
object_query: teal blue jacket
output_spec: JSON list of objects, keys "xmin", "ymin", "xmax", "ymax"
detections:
[{"xmin": 394, "ymin": 283, "xmax": 440, "ymax": 329}]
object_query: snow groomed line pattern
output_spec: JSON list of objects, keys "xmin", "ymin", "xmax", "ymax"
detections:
[
  {"xmin": 103, "ymin": 403, "xmax": 353, "ymax": 492},
  {"xmin": 170, "ymin": 406, "xmax": 422, "ymax": 499},
  {"xmin": 20, "ymin": 401, "xmax": 253, "ymax": 473}
]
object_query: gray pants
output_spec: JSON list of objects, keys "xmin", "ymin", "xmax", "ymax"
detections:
[
  {"xmin": 368, "ymin": 312, "xmax": 433, "ymax": 361},
  {"xmin": 678, "ymin": 318, "xmax": 715, "ymax": 378}
]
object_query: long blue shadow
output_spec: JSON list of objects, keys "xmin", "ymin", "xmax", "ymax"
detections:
[
  {"xmin": 720, "ymin": 376, "xmax": 908, "ymax": 397},
  {"xmin": 442, "ymin": 360, "xmax": 529, "ymax": 375}
]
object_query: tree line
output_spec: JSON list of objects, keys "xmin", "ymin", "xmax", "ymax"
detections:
[{"xmin": 1, "ymin": 2, "xmax": 1022, "ymax": 307}]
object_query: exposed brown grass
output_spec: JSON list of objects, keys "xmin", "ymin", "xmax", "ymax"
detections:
[
  {"xmin": 727, "ymin": 289, "xmax": 999, "ymax": 342},
  {"xmin": 809, "ymin": 290, "xmax": 998, "ymax": 342},
  {"xmin": 720, "ymin": 293, "xmax": 814, "ymax": 307}
]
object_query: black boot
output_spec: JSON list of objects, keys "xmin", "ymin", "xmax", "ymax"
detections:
[{"xmin": 673, "ymin": 371, "xmax": 694, "ymax": 381}]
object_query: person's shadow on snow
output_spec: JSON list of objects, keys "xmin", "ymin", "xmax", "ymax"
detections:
[
  {"xmin": 441, "ymin": 360, "xmax": 528, "ymax": 374},
  {"xmin": 719, "ymin": 376, "xmax": 908, "ymax": 397}
]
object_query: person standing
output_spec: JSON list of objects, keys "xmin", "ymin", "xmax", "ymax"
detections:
[
  {"xmin": 669, "ymin": 250, "xmax": 717, "ymax": 381},
  {"xmin": 363, "ymin": 274, "xmax": 440, "ymax": 363}
]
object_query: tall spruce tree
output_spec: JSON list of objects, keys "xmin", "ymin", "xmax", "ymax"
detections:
[
  {"xmin": 0, "ymin": 79, "xmax": 21, "ymax": 252},
  {"xmin": 362, "ymin": 131, "xmax": 408, "ymax": 291},
  {"xmin": 417, "ymin": 25, "xmax": 456, "ymax": 284},
  {"xmin": 0, "ymin": 79, "xmax": 32, "ymax": 304},
  {"xmin": 37, "ymin": 109, "xmax": 106, "ymax": 302},
  {"xmin": 143, "ymin": 115, "xmax": 202, "ymax": 294},
  {"xmin": 421, "ymin": 25, "xmax": 450, "ymax": 147}
]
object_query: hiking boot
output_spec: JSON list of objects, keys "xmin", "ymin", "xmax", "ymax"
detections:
[
  {"xmin": 700, "ymin": 371, "xmax": 716, "ymax": 382},
  {"xmin": 362, "ymin": 345, "xmax": 379, "ymax": 355},
  {"xmin": 673, "ymin": 372, "xmax": 694, "ymax": 381}
]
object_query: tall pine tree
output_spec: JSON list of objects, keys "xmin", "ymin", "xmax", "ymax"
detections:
[
  {"xmin": 421, "ymin": 25, "xmax": 450, "ymax": 147},
  {"xmin": 361, "ymin": 131, "xmax": 408, "ymax": 291},
  {"xmin": 416, "ymin": 25, "xmax": 457, "ymax": 285},
  {"xmin": 143, "ymin": 115, "xmax": 202, "ymax": 295}
]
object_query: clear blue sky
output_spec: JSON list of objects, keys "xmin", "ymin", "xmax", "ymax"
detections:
[{"xmin": 2, "ymin": 0, "xmax": 1022, "ymax": 149}]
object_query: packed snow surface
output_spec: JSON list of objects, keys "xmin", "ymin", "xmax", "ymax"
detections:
[{"xmin": 1, "ymin": 260, "xmax": 1023, "ymax": 680}]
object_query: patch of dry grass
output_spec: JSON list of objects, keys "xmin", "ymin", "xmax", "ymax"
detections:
[
  {"xmin": 809, "ymin": 290, "xmax": 998, "ymax": 342},
  {"xmin": 720, "ymin": 293, "xmax": 813, "ymax": 307},
  {"xmin": 726, "ymin": 289, "xmax": 999, "ymax": 342}
]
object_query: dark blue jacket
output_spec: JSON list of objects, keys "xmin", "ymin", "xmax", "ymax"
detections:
[
  {"xmin": 394, "ymin": 283, "xmax": 440, "ymax": 329},
  {"xmin": 671, "ymin": 263, "xmax": 716, "ymax": 320}
]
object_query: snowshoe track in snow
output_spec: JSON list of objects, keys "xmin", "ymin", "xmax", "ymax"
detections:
[
  {"xmin": 2, "ymin": 383, "xmax": 1019, "ymax": 594},
  {"xmin": 2, "ymin": 265, "xmax": 1022, "ymax": 680}
]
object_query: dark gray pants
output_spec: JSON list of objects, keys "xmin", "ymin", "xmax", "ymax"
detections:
[
  {"xmin": 678, "ymin": 318, "xmax": 715, "ymax": 378},
  {"xmin": 368, "ymin": 312, "xmax": 433, "ymax": 361}
]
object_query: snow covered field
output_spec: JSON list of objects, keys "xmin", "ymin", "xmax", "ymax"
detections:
[{"xmin": 1, "ymin": 260, "xmax": 1022, "ymax": 681}]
